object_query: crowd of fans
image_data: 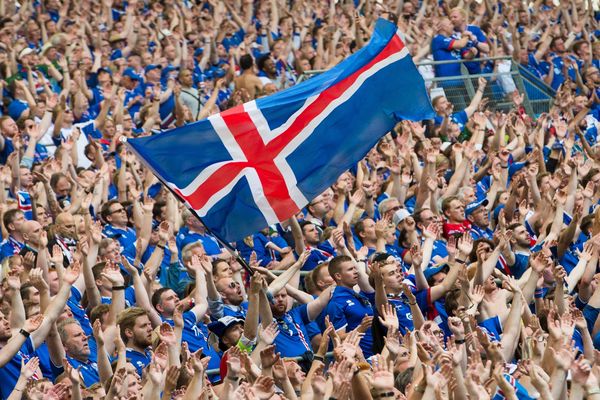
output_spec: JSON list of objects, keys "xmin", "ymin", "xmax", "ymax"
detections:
[{"xmin": 1, "ymin": 0, "xmax": 600, "ymax": 399}]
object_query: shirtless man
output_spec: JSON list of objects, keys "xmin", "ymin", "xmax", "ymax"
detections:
[{"xmin": 234, "ymin": 54, "xmax": 263, "ymax": 99}]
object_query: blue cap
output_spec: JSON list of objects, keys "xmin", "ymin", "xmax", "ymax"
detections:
[
  {"xmin": 97, "ymin": 67, "xmax": 112, "ymax": 76},
  {"xmin": 508, "ymin": 162, "xmax": 527, "ymax": 180},
  {"xmin": 193, "ymin": 47, "xmax": 204, "ymax": 57},
  {"xmin": 213, "ymin": 67, "xmax": 226, "ymax": 78},
  {"xmin": 424, "ymin": 265, "xmax": 448, "ymax": 280},
  {"xmin": 204, "ymin": 70, "xmax": 214, "ymax": 80},
  {"xmin": 110, "ymin": 49, "xmax": 123, "ymax": 61},
  {"xmin": 208, "ymin": 316, "xmax": 244, "ymax": 337},
  {"xmin": 8, "ymin": 100, "xmax": 29, "ymax": 120},
  {"xmin": 161, "ymin": 65, "xmax": 179, "ymax": 79},
  {"xmin": 493, "ymin": 204, "xmax": 505, "ymax": 223},
  {"xmin": 123, "ymin": 68, "xmax": 141, "ymax": 81},
  {"xmin": 465, "ymin": 199, "xmax": 489, "ymax": 217},
  {"xmin": 145, "ymin": 64, "xmax": 162, "ymax": 74}
]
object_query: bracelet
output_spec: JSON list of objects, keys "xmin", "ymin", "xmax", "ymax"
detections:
[
  {"xmin": 19, "ymin": 329, "xmax": 30, "ymax": 338},
  {"xmin": 112, "ymin": 285, "xmax": 126, "ymax": 291},
  {"xmin": 227, "ymin": 375, "xmax": 239, "ymax": 382},
  {"xmin": 374, "ymin": 392, "xmax": 395, "ymax": 399},
  {"xmin": 455, "ymin": 258, "xmax": 466, "ymax": 264},
  {"xmin": 501, "ymin": 165, "xmax": 508, "ymax": 169},
  {"xmin": 313, "ymin": 355, "xmax": 324, "ymax": 362},
  {"xmin": 455, "ymin": 338, "xmax": 466, "ymax": 344},
  {"xmin": 157, "ymin": 244, "xmax": 166, "ymax": 250},
  {"xmin": 409, "ymin": 301, "xmax": 417, "ymax": 305}
]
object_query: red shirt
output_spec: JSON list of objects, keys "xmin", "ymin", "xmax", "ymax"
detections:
[{"xmin": 442, "ymin": 220, "xmax": 471, "ymax": 239}]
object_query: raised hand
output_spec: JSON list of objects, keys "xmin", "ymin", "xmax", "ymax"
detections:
[
  {"xmin": 378, "ymin": 303, "xmax": 399, "ymax": 330},
  {"xmin": 23, "ymin": 314, "xmax": 44, "ymax": 333},
  {"xmin": 20, "ymin": 356, "xmax": 40, "ymax": 379},
  {"xmin": 258, "ymin": 322, "xmax": 280, "ymax": 346},
  {"xmin": 259, "ymin": 344, "xmax": 280, "ymax": 369}
]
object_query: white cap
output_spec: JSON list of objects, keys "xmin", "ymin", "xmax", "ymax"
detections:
[
  {"xmin": 18, "ymin": 47, "xmax": 34, "ymax": 60},
  {"xmin": 392, "ymin": 208, "xmax": 410, "ymax": 225}
]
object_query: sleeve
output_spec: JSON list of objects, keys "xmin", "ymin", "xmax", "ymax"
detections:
[
  {"xmin": 208, "ymin": 296, "xmax": 225, "ymax": 319},
  {"xmin": 443, "ymin": 37, "xmax": 456, "ymax": 50},
  {"xmin": 291, "ymin": 304, "xmax": 311, "ymax": 325},
  {"xmin": 326, "ymin": 302, "xmax": 348, "ymax": 332},
  {"xmin": 474, "ymin": 27, "xmax": 487, "ymax": 43},
  {"xmin": 415, "ymin": 288, "xmax": 432, "ymax": 314}
]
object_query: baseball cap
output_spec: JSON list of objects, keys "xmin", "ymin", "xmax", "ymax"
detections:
[
  {"xmin": 193, "ymin": 47, "xmax": 204, "ymax": 57},
  {"xmin": 465, "ymin": 199, "xmax": 489, "ymax": 217},
  {"xmin": 423, "ymin": 264, "xmax": 448, "ymax": 280},
  {"xmin": 208, "ymin": 316, "xmax": 244, "ymax": 337},
  {"xmin": 7, "ymin": 100, "xmax": 29, "ymax": 120},
  {"xmin": 123, "ymin": 67, "xmax": 141, "ymax": 81},
  {"xmin": 97, "ymin": 67, "xmax": 112, "ymax": 76},
  {"xmin": 392, "ymin": 209, "xmax": 410, "ymax": 225},
  {"xmin": 18, "ymin": 47, "xmax": 34, "ymax": 61},
  {"xmin": 110, "ymin": 49, "xmax": 123, "ymax": 61},
  {"xmin": 145, "ymin": 64, "xmax": 162, "ymax": 74}
]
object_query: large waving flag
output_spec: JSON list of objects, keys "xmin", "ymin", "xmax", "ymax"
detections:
[{"xmin": 126, "ymin": 18, "xmax": 435, "ymax": 242}]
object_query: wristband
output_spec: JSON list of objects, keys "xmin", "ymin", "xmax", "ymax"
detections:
[
  {"xmin": 313, "ymin": 355, "xmax": 324, "ymax": 363},
  {"xmin": 455, "ymin": 258, "xmax": 466, "ymax": 264},
  {"xmin": 374, "ymin": 392, "xmax": 395, "ymax": 398},
  {"xmin": 408, "ymin": 301, "xmax": 417, "ymax": 305},
  {"xmin": 112, "ymin": 285, "xmax": 126, "ymax": 291},
  {"xmin": 501, "ymin": 165, "xmax": 508, "ymax": 169},
  {"xmin": 19, "ymin": 329, "xmax": 30, "ymax": 338},
  {"xmin": 227, "ymin": 375, "xmax": 239, "ymax": 382},
  {"xmin": 455, "ymin": 339, "xmax": 466, "ymax": 344},
  {"xmin": 157, "ymin": 244, "xmax": 166, "ymax": 250}
]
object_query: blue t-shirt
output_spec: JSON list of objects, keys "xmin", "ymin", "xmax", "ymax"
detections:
[
  {"xmin": 176, "ymin": 227, "xmax": 223, "ymax": 257},
  {"xmin": 452, "ymin": 25, "xmax": 487, "ymax": 74},
  {"xmin": 431, "ymin": 34, "xmax": 462, "ymax": 79},
  {"xmin": 66, "ymin": 355, "xmax": 99, "ymax": 387},
  {"xmin": 433, "ymin": 110, "xmax": 469, "ymax": 131},
  {"xmin": 0, "ymin": 338, "xmax": 36, "ymax": 399},
  {"xmin": 273, "ymin": 304, "xmax": 313, "ymax": 357},
  {"xmin": 103, "ymin": 224, "xmax": 137, "ymax": 262},
  {"xmin": 67, "ymin": 287, "xmax": 93, "ymax": 336},
  {"xmin": 322, "ymin": 286, "xmax": 374, "ymax": 358},
  {"xmin": 126, "ymin": 348, "xmax": 152, "ymax": 376}
]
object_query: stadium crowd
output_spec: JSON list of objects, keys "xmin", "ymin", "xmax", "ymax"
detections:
[{"xmin": 1, "ymin": 0, "xmax": 600, "ymax": 399}]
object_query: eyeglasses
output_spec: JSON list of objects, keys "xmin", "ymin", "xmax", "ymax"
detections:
[
  {"xmin": 228, "ymin": 281, "xmax": 240, "ymax": 289},
  {"xmin": 109, "ymin": 207, "xmax": 126, "ymax": 215}
]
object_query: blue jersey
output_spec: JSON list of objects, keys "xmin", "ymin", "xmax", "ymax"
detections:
[
  {"xmin": 322, "ymin": 286, "xmax": 374, "ymax": 358},
  {"xmin": 388, "ymin": 296, "xmax": 414, "ymax": 335},
  {"xmin": 66, "ymin": 355, "xmax": 99, "ymax": 387},
  {"xmin": 176, "ymin": 227, "xmax": 223, "ymax": 257},
  {"xmin": 222, "ymin": 302, "xmax": 248, "ymax": 319},
  {"xmin": 103, "ymin": 224, "xmax": 137, "ymax": 262},
  {"xmin": 433, "ymin": 110, "xmax": 469, "ymax": 131},
  {"xmin": 453, "ymin": 25, "xmax": 487, "ymax": 74},
  {"xmin": 0, "ymin": 236, "xmax": 24, "ymax": 262},
  {"xmin": 431, "ymin": 34, "xmax": 462, "ymax": 79},
  {"xmin": 273, "ymin": 304, "xmax": 313, "ymax": 357},
  {"xmin": 470, "ymin": 224, "xmax": 494, "ymax": 241},
  {"xmin": 0, "ymin": 338, "xmax": 37, "ymax": 399},
  {"xmin": 67, "ymin": 287, "xmax": 93, "ymax": 336},
  {"xmin": 126, "ymin": 348, "xmax": 152, "ymax": 376}
]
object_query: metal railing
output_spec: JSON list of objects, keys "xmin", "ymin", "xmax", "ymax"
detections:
[{"xmin": 298, "ymin": 56, "xmax": 555, "ymax": 117}]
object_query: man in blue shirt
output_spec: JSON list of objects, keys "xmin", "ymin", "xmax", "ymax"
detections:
[
  {"xmin": 432, "ymin": 76, "xmax": 488, "ymax": 131},
  {"xmin": 101, "ymin": 200, "xmax": 137, "ymax": 263},
  {"xmin": 431, "ymin": 17, "xmax": 472, "ymax": 81},
  {"xmin": 57, "ymin": 318, "xmax": 99, "ymax": 387},
  {"xmin": 322, "ymin": 255, "xmax": 375, "ymax": 358},
  {"xmin": 466, "ymin": 199, "xmax": 494, "ymax": 240},
  {"xmin": 0, "ymin": 209, "xmax": 26, "ymax": 262},
  {"xmin": 265, "ymin": 257, "xmax": 333, "ymax": 358},
  {"xmin": 449, "ymin": 7, "xmax": 489, "ymax": 74},
  {"xmin": 177, "ymin": 209, "xmax": 231, "ymax": 261},
  {"xmin": 116, "ymin": 307, "xmax": 153, "ymax": 376}
]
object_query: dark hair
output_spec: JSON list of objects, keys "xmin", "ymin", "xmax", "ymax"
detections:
[
  {"xmin": 239, "ymin": 54, "xmax": 254, "ymax": 70},
  {"xmin": 444, "ymin": 288, "xmax": 462, "ymax": 317},
  {"xmin": 395, "ymin": 367, "xmax": 414, "ymax": 393},
  {"xmin": 100, "ymin": 199, "xmax": 121, "ymax": 222},
  {"xmin": 3, "ymin": 209, "xmax": 24, "ymax": 232},
  {"xmin": 328, "ymin": 255, "xmax": 353, "ymax": 281},
  {"xmin": 151, "ymin": 287, "xmax": 172, "ymax": 309},
  {"xmin": 256, "ymin": 53, "xmax": 271, "ymax": 71}
]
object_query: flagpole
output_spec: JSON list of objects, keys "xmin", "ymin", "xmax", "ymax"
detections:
[{"xmin": 122, "ymin": 137, "xmax": 255, "ymax": 276}]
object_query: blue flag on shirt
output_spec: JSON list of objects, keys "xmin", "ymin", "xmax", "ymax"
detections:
[{"xmin": 126, "ymin": 18, "xmax": 434, "ymax": 241}]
